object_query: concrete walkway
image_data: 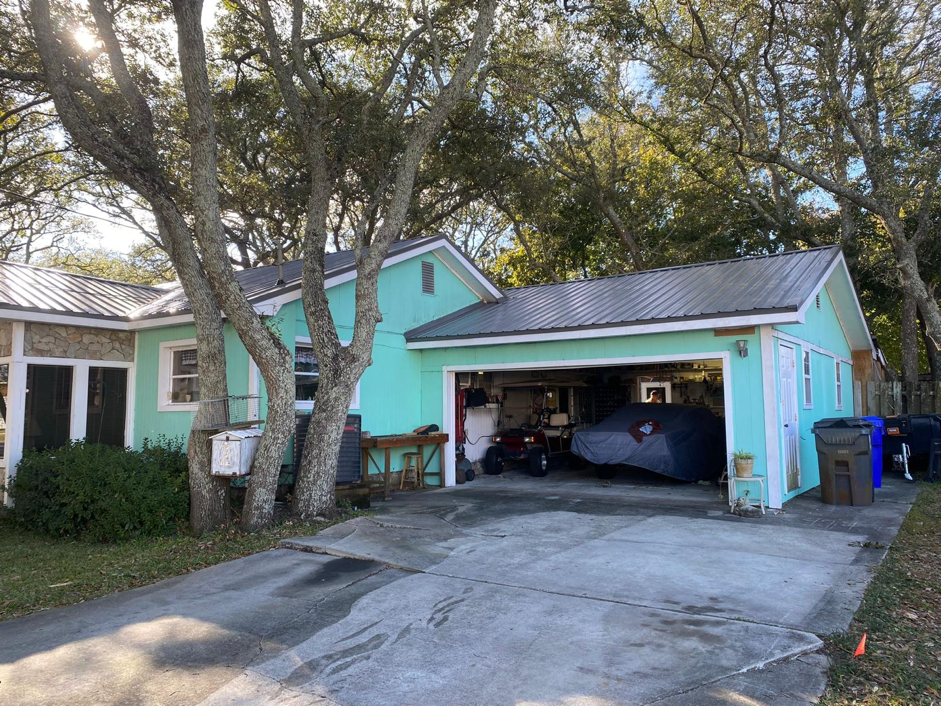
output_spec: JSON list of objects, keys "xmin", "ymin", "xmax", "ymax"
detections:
[{"xmin": 0, "ymin": 469, "xmax": 917, "ymax": 705}]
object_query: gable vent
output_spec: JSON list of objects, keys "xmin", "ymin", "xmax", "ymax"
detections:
[
  {"xmin": 816, "ymin": 293, "xmax": 821, "ymax": 309},
  {"xmin": 421, "ymin": 260, "xmax": 435, "ymax": 295}
]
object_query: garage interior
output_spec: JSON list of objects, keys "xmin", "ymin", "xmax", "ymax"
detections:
[{"xmin": 455, "ymin": 358, "xmax": 728, "ymax": 476}]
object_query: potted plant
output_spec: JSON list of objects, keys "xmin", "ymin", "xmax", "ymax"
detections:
[{"xmin": 733, "ymin": 450, "xmax": 755, "ymax": 478}]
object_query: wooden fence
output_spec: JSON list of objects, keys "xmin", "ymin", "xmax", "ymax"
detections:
[{"xmin": 857, "ymin": 381, "xmax": 941, "ymax": 416}]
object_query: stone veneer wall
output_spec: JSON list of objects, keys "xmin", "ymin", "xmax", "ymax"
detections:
[
  {"xmin": 0, "ymin": 322, "xmax": 11, "ymax": 358},
  {"xmin": 24, "ymin": 323, "xmax": 135, "ymax": 361}
]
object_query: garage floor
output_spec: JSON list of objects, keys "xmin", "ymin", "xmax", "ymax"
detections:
[{"xmin": 0, "ymin": 470, "xmax": 917, "ymax": 706}]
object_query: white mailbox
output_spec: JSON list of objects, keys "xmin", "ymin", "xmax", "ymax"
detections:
[{"xmin": 210, "ymin": 428, "xmax": 263, "ymax": 477}]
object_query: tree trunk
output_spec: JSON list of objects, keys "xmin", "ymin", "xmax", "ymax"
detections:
[
  {"xmin": 598, "ymin": 199, "xmax": 644, "ymax": 271},
  {"xmin": 901, "ymin": 288, "xmax": 919, "ymax": 383},
  {"xmin": 172, "ymin": 0, "xmax": 296, "ymax": 532},
  {"xmin": 920, "ymin": 308, "xmax": 941, "ymax": 383},
  {"xmin": 28, "ymin": 0, "xmax": 233, "ymax": 534},
  {"xmin": 240, "ymin": 366, "xmax": 295, "ymax": 530},
  {"xmin": 154, "ymin": 210, "xmax": 232, "ymax": 535},
  {"xmin": 881, "ymin": 216, "xmax": 941, "ymax": 360},
  {"xmin": 292, "ymin": 364, "xmax": 361, "ymax": 520},
  {"xmin": 257, "ymin": 0, "xmax": 497, "ymax": 520}
]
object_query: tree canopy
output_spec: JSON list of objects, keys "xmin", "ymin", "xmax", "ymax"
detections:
[{"xmin": 2, "ymin": 0, "xmax": 938, "ymax": 377}]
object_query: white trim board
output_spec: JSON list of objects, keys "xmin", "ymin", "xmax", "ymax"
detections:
[
  {"xmin": 796, "ymin": 253, "xmax": 842, "ymax": 321},
  {"xmin": 0, "ymin": 309, "xmax": 130, "ymax": 330},
  {"xmin": 759, "ymin": 326, "xmax": 783, "ymax": 509},
  {"xmin": 794, "ymin": 253, "xmax": 873, "ymax": 354},
  {"xmin": 440, "ymin": 352, "xmax": 735, "ymax": 492},
  {"xmin": 771, "ymin": 329, "xmax": 854, "ymax": 366},
  {"xmin": 408, "ymin": 312, "xmax": 799, "ymax": 350}
]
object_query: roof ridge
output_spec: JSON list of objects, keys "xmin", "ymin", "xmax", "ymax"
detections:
[
  {"xmin": 247, "ymin": 234, "xmax": 446, "ymax": 273},
  {"xmin": 0, "ymin": 258, "xmax": 166, "ymax": 292},
  {"xmin": 506, "ymin": 245, "xmax": 841, "ymax": 292}
]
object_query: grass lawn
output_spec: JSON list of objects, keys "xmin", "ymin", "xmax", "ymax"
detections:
[
  {"xmin": 823, "ymin": 481, "xmax": 941, "ymax": 705},
  {"xmin": 0, "ymin": 512, "xmax": 361, "ymax": 623}
]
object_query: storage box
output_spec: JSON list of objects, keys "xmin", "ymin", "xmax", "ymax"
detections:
[{"xmin": 210, "ymin": 428, "xmax": 263, "ymax": 477}]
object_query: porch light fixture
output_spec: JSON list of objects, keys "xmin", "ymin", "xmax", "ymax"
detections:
[{"xmin": 736, "ymin": 340, "xmax": 749, "ymax": 358}]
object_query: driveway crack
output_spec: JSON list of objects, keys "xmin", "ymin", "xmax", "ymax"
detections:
[{"xmin": 636, "ymin": 647, "xmax": 827, "ymax": 705}]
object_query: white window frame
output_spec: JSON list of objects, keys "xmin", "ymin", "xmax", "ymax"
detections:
[
  {"xmin": 835, "ymin": 360, "xmax": 843, "ymax": 410},
  {"xmin": 158, "ymin": 338, "xmax": 200, "ymax": 412},
  {"xmin": 294, "ymin": 336, "xmax": 360, "ymax": 411},
  {"xmin": 802, "ymin": 349, "xmax": 813, "ymax": 409}
]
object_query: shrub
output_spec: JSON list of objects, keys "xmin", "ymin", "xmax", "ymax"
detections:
[{"xmin": 7, "ymin": 438, "xmax": 188, "ymax": 542}]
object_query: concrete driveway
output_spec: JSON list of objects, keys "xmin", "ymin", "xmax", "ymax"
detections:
[{"xmin": 0, "ymin": 468, "xmax": 917, "ymax": 706}]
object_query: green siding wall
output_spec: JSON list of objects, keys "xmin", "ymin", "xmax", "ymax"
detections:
[
  {"xmin": 775, "ymin": 285, "xmax": 853, "ymax": 358},
  {"xmin": 133, "ymin": 252, "xmax": 483, "ymax": 480},
  {"xmin": 772, "ymin": 286, "xmax": 855, "ymax": 502},
  {"xmin": 133, "ymin": 322, "xmax": 251, "ymax": 448}
]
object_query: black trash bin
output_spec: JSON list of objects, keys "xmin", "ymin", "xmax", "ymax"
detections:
[
  {"xmin": 812, "ymin": 418, "xmax": 875, "ymax": 506},
  {"xmin": 928, "ymin": 439, "xmax": 941, "ymax": 484}
]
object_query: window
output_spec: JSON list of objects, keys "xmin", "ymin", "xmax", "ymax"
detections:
[
  {"xmin": 24, "ymin": 365, "xmax": 73, "ymax": 452},
  {"xmin": 86, "ymin": 367, "xmax": 128, "ymax": 447},
  {"xmin": 294, "ymin": 338, "xmax": 359, "ymax": 410},
  {"xmin": 158, "ymin": 339, "xmax": 200, "ymax": 411},
  {"xmin": 421, "ymin": 260, "xmax": 435, "ymax": 295},
  {"xmin": 802, "ymin": 349, "xmax": 813, "ymax": 408},
  {"xmin": 294, "ymin": 344, "xmax": 319, "ymax": 406},
  {"xmin": 835, "ymin": 361, "xmax": 843, "ymax": 410},
  {"xmin": 170, "ymin": 348, "xmax": 199, "ymax": 403}
]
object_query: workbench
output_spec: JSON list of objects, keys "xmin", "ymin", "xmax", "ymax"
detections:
[{"xmin": 361, "ymin": 432, "xmax": 449, "ymax": 500}]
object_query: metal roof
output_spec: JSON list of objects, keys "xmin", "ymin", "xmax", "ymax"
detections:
[
  {"xmin": 0, "ymin": 260, "xmax": 164, "ymax": 319},
  {"xmin": 405, "ymin": 246, "xmax": 842, "ymax": 342},
  {"xmin": 130, "ymin": 236, "xmax": 449, "ymax": 319}
]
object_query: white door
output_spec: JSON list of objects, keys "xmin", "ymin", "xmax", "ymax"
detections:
[{"xmin": 778, "ymin": 343, "xmax": 801, "ymax": 492}]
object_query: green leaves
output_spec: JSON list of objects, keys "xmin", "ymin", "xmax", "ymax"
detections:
[{"xmin": 7, "ymin": 438, "xmax": 189, "ymax": 543}]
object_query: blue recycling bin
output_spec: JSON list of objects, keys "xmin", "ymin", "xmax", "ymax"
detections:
[{"xmin": 863, "ymin": 416, "xmax": 885, "ymax": 488}]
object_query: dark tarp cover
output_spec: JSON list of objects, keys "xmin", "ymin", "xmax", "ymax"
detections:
[{"xmin": 572, "ymin": 403, "xmax": 726, "ymax": 481}]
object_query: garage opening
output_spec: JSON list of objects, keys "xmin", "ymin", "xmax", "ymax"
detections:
[{"xmin": 450, "ymin": 357, "xmax": 731, "ymax": 486}]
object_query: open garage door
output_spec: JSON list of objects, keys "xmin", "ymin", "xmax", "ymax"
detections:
[{"xmin": 442, "ymin": 354, "xmax": 733, "ymax": 487}]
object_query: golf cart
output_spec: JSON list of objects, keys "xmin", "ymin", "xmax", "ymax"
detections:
[{"xmin": 484, "ymin": 411, "xmax": 580, "ymax": 477}]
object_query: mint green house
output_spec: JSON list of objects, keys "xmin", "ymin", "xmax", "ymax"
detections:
[{"xmin": 0, "ymin": 237, "xmax": 874, "ymax": 509}]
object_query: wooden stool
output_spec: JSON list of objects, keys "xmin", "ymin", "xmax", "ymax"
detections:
[{"xmin": 400, "ymin": 453, "xmax": 424, "ymax": 490}]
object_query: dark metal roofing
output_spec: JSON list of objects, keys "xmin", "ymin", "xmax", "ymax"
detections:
[
  {"xmin": 406, "ymin": 246, "xmax": 842, "ymax": 341},
  {"xmin": 130, "ymin": 236, "xmax": 448, "ymax": 319},
  {"xmin": 0, "ymin": 260, "xmax": 164, "ymax": 319}
]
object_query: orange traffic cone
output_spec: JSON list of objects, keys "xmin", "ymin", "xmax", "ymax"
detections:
[{"xmin": 853, "ymin": 633, "xmax": 867, "ymax": 658}]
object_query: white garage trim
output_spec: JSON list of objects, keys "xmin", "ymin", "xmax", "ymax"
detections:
[
  {"xmin": 441, "ymin": 351, "xmax": 734, "ymax": 489},
  {"xmin": 760, "ymin": 325, "xmax": 783, "ymax": 510}
]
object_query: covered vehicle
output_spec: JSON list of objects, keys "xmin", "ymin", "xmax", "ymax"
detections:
[{"xmin": 572, "ymin": 403, "xmax": 726, "ymax": 481}]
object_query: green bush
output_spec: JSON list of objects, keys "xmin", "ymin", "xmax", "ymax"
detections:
[{"xmin": 7, "ymin": 438, "xmax": 188, "ymax": 542}]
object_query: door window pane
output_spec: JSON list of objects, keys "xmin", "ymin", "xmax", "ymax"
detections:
[
  {"xmin": 86, "ymin": 367, "xmax": 127, "ymax": 447},
  {"xmin": 24, "ymin": 365, "xmax": 73, "ymax": 452}
]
